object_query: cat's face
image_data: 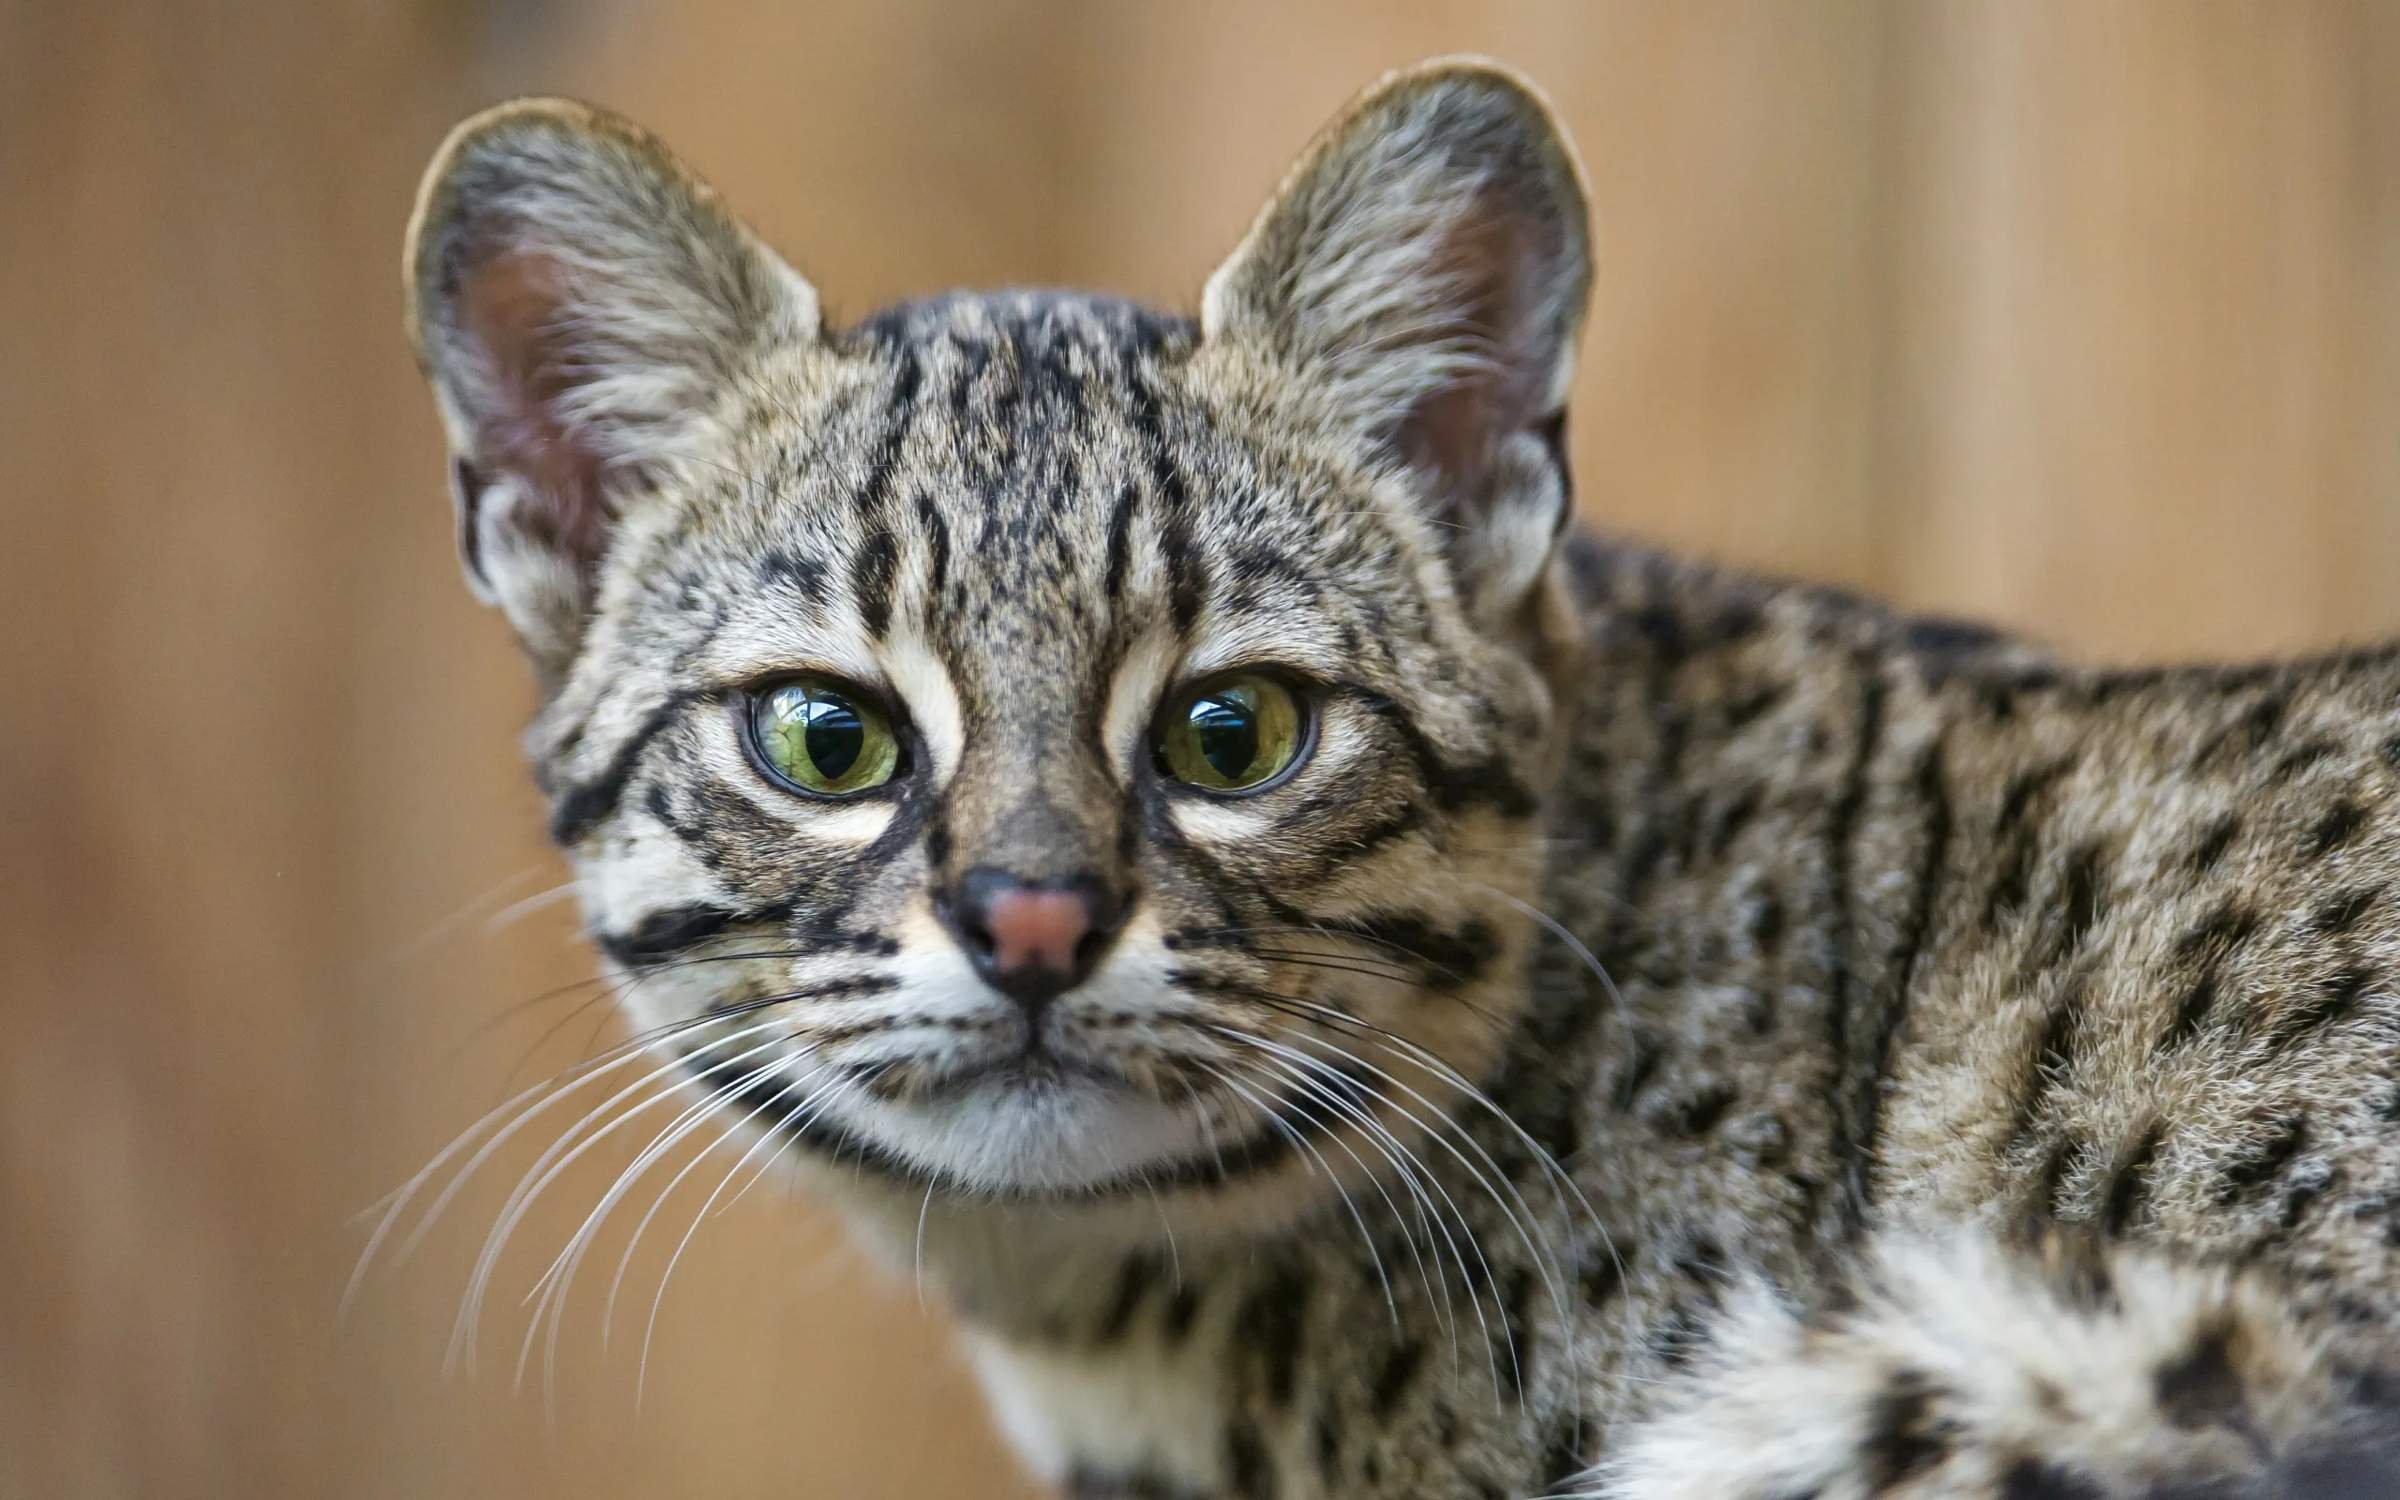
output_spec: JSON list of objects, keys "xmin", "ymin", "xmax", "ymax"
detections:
[{"xmin": 407, "ymin": 63, "xmax": 1591, "ymax": 1222}]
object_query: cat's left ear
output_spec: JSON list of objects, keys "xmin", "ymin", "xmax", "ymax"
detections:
[{"xmin": 1203, "ymin": 59, "xmax": 1591, "ymax": 630}]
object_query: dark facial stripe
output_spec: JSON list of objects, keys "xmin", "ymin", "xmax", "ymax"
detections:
[
  {"xmin": 1102, "ymin": 480, "xmax": 1138, "ymax": 603},
  {"xmin": 914, "ymin": 489, "xmax": 951, "ymax": 604},
  {"xmin": 548, "ymin": 690, "xmax": 703, "ymax": 845},
  {"xmin": 1352, "ymin": 691, "xmax": 1537, "ymax": 817},
  {"xmin": 854, "ymin": 350, "xmax": 921, "ymax": 519},
  {"xmin": 1160, "ymin": 502, "xmax": 1205, "ymax": 635},
  {"xmin": 852, "ymin": 528, "xmax": 900, "ymax": 638}
]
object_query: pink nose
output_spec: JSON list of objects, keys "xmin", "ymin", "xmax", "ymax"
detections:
[
  {"xmin": 943, "ymin": 868, "xmax": 1126, "ymax": 1013},
  {"xmin": 984, "ymin": 889, "xmax": 1094, "ymax": 975}
]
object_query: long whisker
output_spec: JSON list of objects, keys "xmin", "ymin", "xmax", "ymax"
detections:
[
  {"xmin": 1217, "ymin": 1030, "xmax": 1518, "ymax": 1393},
  {"xmin": 597, "ymin": 1054, "xmax": 837, "ymax": 1348},
  {"xmin": 1199, "ymin": 1034, "xmax": 1455, "ymax": 1343},
  {"xmin": 456, "ymin": 1031, "xmax": 797, "ymax": 1375},
  {"xmin": 518, "ymin": 1043, "xmax": 825, "ymax": 1405},
  {"xmin": 636, "ymin": 1066, "xmax": 881, "ymax": 1410},
  {"xmin": 342, "ymin": 999, "xmax": 799, "ymax": 1323}
]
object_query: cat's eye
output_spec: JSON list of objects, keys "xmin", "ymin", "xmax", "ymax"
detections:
[
  {"xmin": 1155, "ymin": 674, "xmax": 1310, "ymax": 794},
  {"xmin": 745, "ymin": 677, "xmax": 901, "ymax": 798}
]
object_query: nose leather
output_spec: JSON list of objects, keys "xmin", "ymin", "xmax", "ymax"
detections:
[
  {"xmin": 941, "ymin": 866, "xmax": 1127, "ymax": 1015},
  {"xmin": 984, "ymin": 889, "xmax": 1095, "ymax": 975}
]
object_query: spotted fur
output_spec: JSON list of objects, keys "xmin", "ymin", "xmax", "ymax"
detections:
[{"xmin": 405, "ymin": 59, "xmax": 2400, "ymax": 1499}]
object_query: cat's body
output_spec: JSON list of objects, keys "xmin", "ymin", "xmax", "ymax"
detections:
[{"xmin": 402, "ymin": 62, "xmax": 2400, "ymax": 1497}]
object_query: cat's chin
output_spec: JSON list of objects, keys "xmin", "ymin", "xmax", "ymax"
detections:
[{"xmin": 817, "ymin": 1072, "xmax": 1238, "ymax": 1200}]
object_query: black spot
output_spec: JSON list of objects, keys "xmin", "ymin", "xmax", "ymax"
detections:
[
  {"xmin": 2269, "ymin": 738, "xmax": 2339, "ymax": 783},
  {"xmin": 2000, "ymin": 1458, "xmax": 2107, "ymax": 1500},
  {"xmin": 2011, "ymin": 980, "xmax": 2087, "ymax": 1148},
  {"xmin": 1723, "ymin": 681, "xmax": 1788, "ymax": 732},
  {"xmin": 1905, "ymin": 613, "xmax": 2006, "ymax": 658},
  {"xmin": 1223, "ymin": 1422, "xmax": 1275, "ymax": 1499},
  {"xmin": 2311, "ymin": 800, "xmax": 2371, "ymax": 859},
  {"xmin": 2154, "ymin": 1324, "xmax": 2250, "ymax": 1436},
  {"xmin": 2159, "ymin": 975, "xmax": 2219, "ymax": 1054},
  {"xmin": 2176, "ymin": 901, "xmax": 2260, "ymax": 961},
  {"xmin": 1708, "ymin": 784, "xmax": 1766, "ymax": 860},
  {"xmin": 1159, "ymin": 506, "xmax": 1205, "ymax": 635},
  {"xmin": 1822, "ymin": 664, "xmax": 1888, "ymax": 1230},
  {"xmin": 2191, "ymin": 694, "xmax": 2288, "ymax": 771},
  {"xmin": 1659, "ymin": 1083, "xmax": 1737, "ymax": 1138},
  {"xmin": 1540, "ymin": 1419, "xmax": 1586, "ymax": 1486},
  {"xmin": 2313, "ymin": 801, "xmax": 2371, "ymax": 859},
  {"xmin": 1749, "ymin": 890, "xmax": 1787, "ymax": 955},
  {"xmin": 760, "ymin": 544, "xmax": 832, "ymax": 603},
  {"xmin": 1861, "ymin": 1371, "xmax": 1956, "ymax": 1490},
  {"xmin": 1578, "ymin": 1247, "xmax": 1626, "ymax": 1308},
  {"xmin": 1995, "ymin": 757, "xmax": 2075, "ymax": 837},
  {"xmin": 1494, "ymin": 1266, "xmax": 1535, "ymax": 1402},
  {"xmin": 2268, "ymin": 965, "xmax": 2374, "ymax": 1049},
  {"xmin": 2315, "ymin": 886, "xmax": 2382, "ymax": 935},
  {"xmin": 2101, "ymin": 1122, "xmax": 2164, "ymax": 1235},
  {"xmin": 2279, "ymin": 1158, "xmax": 2337, "ymax": 1231},
  {"xmin": 1094, "ymin": 1252, "xmax": 1159, "ymax": 1343},
  {"xmin": 2189, "ymin": 813, "xmax": 2243, "ymax": 875},
  {"xmin": 1233, "ymin": 1266, "xmax": 1311, "ymax": 1409},
  {"xmin": 1611, "ymin": 1035, "xmax": 1664, "ymax": 1112},
  {"xmin": 2044, "ymin": 842, "xmax": 2108, "ymax": 968},
  {"xmin": 2217, "ymin": 1116, "xmax": 2309, "ymax": 1204},
  {"xmin": 1161, "ymin": 1282, "xmax": 1204, "ymax": 1345},
  {"xmin": 1649, "ymin": 1302, "xmax": 1708, "ymax": 1369},
  {"xmin": 1311, "ymin": 1404, "xmax": 1340, "ymax": 1481},
  {"xmin": 1368, "ymin": 1339, "xmax": 1423, "ymax": 1417}
]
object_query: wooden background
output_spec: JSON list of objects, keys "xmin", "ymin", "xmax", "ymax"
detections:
[{"xmin": 6, "ymin": 3, "xmax": 2398, "ymax": 1495}]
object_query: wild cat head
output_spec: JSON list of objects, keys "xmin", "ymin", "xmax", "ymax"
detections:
[{"xmin": 406, "ymin": 61, "xmax": 1592, "ymax": 1219}]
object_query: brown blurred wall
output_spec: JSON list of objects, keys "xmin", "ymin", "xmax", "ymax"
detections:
[{"xmin": 4, "ymin": 3, "xmax": 2397, "ymax": 1496}]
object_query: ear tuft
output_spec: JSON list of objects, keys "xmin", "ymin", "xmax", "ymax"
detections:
[
  {"xmin": 1204, "ymin": 59, "xmax": 1591, "ymax": 627},
  {"xmin": 405, "ymin": 99, "xmax": 816, "ymax": 675}
]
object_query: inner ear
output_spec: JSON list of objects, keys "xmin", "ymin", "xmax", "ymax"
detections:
[
  {"xmin": 1388, "ymin": 199, "xmax": 1552, "ymax": 509},
  {"xmin": 449, "ymin": 245, "xmax": 611, "ymax": 570}
]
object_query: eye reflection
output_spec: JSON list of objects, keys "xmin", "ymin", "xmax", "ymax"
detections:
[
  {"xmin": 747, "ymin": 677, "xmax": 899, "ymax": 796},
  {"xmin": 1155, "ymin": 675, "xmax": 1307, "ymax": 793}
]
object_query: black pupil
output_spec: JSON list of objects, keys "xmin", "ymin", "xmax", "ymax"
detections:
[
  {"xmin": 800, "ymin": 692, "xmax": 864, "ymax": 780},
  {"xmin": 1188, "ymin": 690, "xmax": 1259, "ymax": 781}
]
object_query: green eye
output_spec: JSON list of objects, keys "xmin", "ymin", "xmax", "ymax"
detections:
[
  {"xmin": 1156, "ymin": 674, "xmax": 1308, "ymax": 793},
  {"xmin": 747, "ymin": 677, "xmax": 900, "ymax": 797}
]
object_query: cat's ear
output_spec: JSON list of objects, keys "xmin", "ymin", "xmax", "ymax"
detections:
[
  {"xmin": 1203, "ymin": 60, "xmax": 1591, "ymax": 629},
  {"xmin": 405, "ymin": 99, "xmax": 817, "ymax": 676}
]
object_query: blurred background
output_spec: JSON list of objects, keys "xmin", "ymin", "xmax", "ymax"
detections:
[{"xmin": 5, "ymin": 2, "xmax": 2399, "ymax": 1495}]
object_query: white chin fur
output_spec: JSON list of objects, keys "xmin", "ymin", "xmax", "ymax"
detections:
[{"xmin": 833, "ymin": 1078, "xmax": 1214, "ymax": 1196}]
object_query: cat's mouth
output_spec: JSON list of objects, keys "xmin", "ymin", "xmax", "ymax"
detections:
[{"xmin": 907, "ymin": 1040, "xmax": 1135, "ymax": 1103}]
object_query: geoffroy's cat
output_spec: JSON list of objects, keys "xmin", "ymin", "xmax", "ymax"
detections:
[{"xmin": 395, "ymin": 58, "xmax": 2400, "ymax": 1498}]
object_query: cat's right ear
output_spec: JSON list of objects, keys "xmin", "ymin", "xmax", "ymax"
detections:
[{"xmin": 405, "ymin": 99, "xmax": 817, "ymax": 677}]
